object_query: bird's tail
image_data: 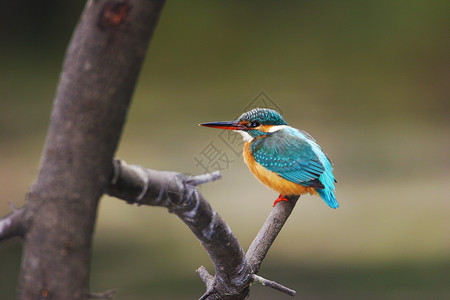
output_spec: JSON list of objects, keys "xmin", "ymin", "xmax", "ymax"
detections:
[{"xmin": 316, "ymin": 188, "xmax": 339, "ymax": 209}]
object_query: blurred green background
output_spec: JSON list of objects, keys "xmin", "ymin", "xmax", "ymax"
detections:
[{"xmin": 1, "ymin": 0, "xmax": 449, "ymax": 299}]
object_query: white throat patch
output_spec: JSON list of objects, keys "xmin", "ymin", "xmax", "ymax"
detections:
[{"xmin": 234, "ymin": 130, "xmax": 254, "ymax": 142}]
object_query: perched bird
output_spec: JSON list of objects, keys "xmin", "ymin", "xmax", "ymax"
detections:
[{"xmin": 200, "ymin": 108, "xmax": 338, "ymax": 208}]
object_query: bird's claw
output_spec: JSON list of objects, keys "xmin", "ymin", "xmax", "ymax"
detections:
[{"xmin": 273, "ymin": 195, "xmax": 289, "ymax": 207}]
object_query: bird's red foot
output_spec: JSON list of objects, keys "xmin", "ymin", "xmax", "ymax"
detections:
[{"xmin": 273, "ymin": 195, "xmax": 289, "ymax": 207}]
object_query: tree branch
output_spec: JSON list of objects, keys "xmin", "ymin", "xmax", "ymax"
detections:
[
  {"xmin": 246, "ymin": 195, "xmax": 299, "ymax": 274},
  {"xmin": 252, "ymin": 274, "xmax": 296, "ymax": 297},
  {"xmin": 106, "ymin": 159, "xmax": 298, "ymax": 299},
  {"xmin": 0, "ymin": 202, "xmax": 28, "ymax": 241},
  {"xmin": 105, "ymin": 159, "xmax": 252, "ymax": 298},
  {"xmin": 196, "ymin": 266, "xmax": 215, "ymax": 300}
]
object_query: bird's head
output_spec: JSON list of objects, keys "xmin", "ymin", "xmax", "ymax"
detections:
[{"xmin": 200, "ymin": 108, "xmax": 287, "ymax": 141}]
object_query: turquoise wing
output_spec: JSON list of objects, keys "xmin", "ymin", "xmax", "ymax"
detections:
[
  {"xmin": 250, "ymin": 129, "xmax": 325, "ymax": 188},
  {"xmin": 251, "ymin": 127, "xmax": 339, "ymax": 209}
]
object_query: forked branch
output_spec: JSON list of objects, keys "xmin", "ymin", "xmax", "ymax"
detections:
[
  {"xmin": 105, "ymin": 160, "xmax": 252, "ymax": 298},
  {"xmin": 105, "ymin": 159, "xmax": 297, "ymax": 299}
]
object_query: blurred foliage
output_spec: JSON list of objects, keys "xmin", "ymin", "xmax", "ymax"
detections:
[{"xmin": 0, "ymin": 0, "xmax": 449, "ymax": 299}]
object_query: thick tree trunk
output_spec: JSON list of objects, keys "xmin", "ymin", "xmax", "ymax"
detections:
[{"xmin": 17, "ymin": 1, "xmax": 165, "ymax": 299}]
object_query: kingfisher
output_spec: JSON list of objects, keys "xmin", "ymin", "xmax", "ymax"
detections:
[{"xmin": 200, "ymin": 108, "xmax": 338, "ymax": 208}]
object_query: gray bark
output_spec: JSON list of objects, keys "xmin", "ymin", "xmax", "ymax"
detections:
[
  {"xmin": 105, "ymin": 160, "xmax": 297, "ymax": 299},
  {"xmin": 15, "ymin": 1, "xmax": 165, "ymax": 299}
]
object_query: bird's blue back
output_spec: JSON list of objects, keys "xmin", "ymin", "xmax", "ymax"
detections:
[{"xmin": 251, "ymin": 126, "xmax": 338, "ymax": 208}]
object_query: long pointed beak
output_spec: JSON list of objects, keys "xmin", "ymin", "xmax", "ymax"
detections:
[{"xmin": 199, "ymin": 121, "xmax": 246, "ymax": 131}]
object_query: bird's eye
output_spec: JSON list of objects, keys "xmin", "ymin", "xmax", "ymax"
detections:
[{"xmin": 251, "ymin": 121, "xmax": 260, "ymax": 127}]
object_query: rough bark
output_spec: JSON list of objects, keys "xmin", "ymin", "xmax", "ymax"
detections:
[
  {"xmin": 16, "ymin": 1, "xmax": 165, "ymax": 299},
  {"xmin": 105, "ymin": 160, "xmax": 297, "ymax": 299}
]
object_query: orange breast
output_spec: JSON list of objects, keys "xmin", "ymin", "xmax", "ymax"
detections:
[{"xmin": 243, "ymin": 141, "xmax": 318, "ymax": 196}]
